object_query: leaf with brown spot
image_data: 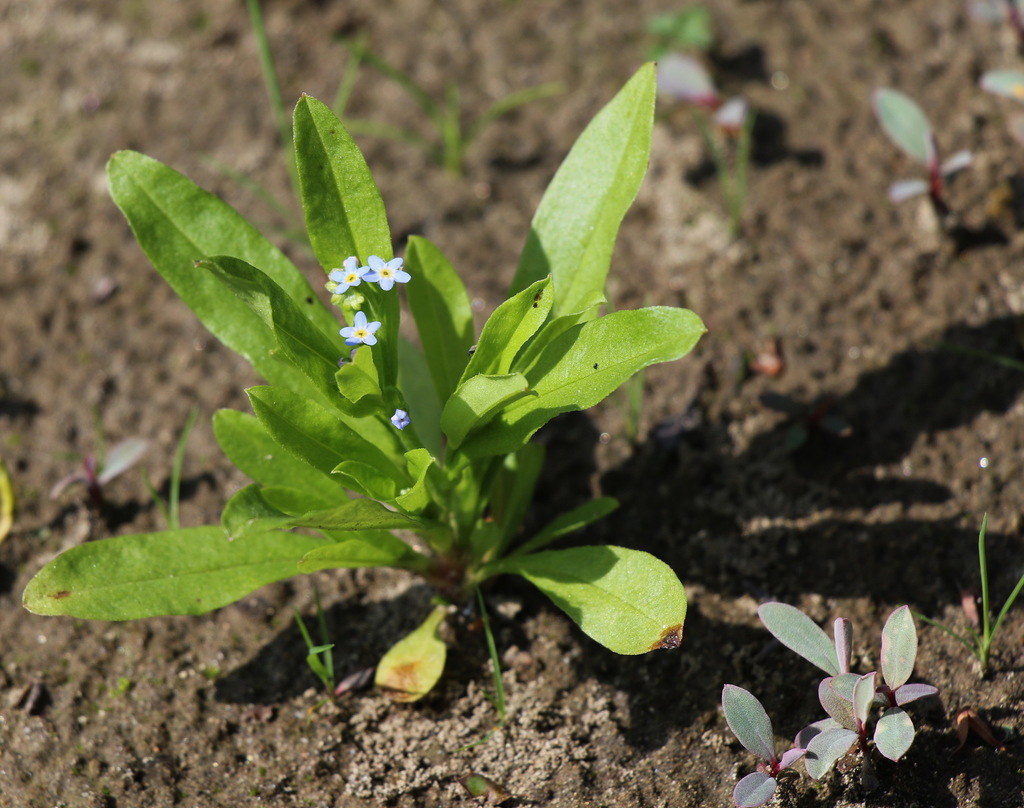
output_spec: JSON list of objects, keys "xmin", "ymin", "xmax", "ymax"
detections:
[
  {"xmin": 650, "ymin": 623, "xmax": 683, "ymax": 650},
  {"xmin": 375, "ymin": 604, "xmax": 448, "ymax": 702}
]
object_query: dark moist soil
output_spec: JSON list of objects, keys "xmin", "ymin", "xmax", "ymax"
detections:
[{"xmin": 2, "ymin": 0, "xmax": 1024, "ymax": 806}]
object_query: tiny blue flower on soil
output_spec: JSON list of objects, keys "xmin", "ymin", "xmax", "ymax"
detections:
[
  {"xmin": 364, "ymin": 255, "xmax": 411, "ymax": 291},
  {"xmin": 328, "ymin": 256, "xmax": 368, "ymax": 293},
  {"xmin": 340, "ymin": 311, "xmax": 381, "ymax": 346},
  {"xmin": 391, "ymin": 409, "xmax": 411, "ymax": 430}
]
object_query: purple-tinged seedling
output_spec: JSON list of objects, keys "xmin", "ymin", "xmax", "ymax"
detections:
[
  {"xmin": 722, "ymin": 685, "xmax": 806, "ymax": 807},
  {"xmin": 872, "ymin": 88, "xmax": 972, "ymax": 222},
  {"xmin": 657, "ymin": 53, "xmax": 754, "ymax": 236},
  {"xmin": 970, "ymin": 0, "xmax": 1024, "ymax": 49},
  {"xmin": 758, "ymin": 393, "xmax": 852, "ymax": 452},
  {"xmin": 757, "ymin": 602, "xmax": 937, "ymax": 787},
  {"xmin": 50, "ymin": 437, "xmax": 149, "ymax": 509}
]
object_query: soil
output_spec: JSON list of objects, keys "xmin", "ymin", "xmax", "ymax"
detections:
[{"xmin": 2, "ymin": 0, "xmax": 1024, "ymax": 806}]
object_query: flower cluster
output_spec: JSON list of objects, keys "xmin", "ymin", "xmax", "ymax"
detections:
[{"xmin": 329, "ymin": 255, "xmax": 412, "ymax": 431}]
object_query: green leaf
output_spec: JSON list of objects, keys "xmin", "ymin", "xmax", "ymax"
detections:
[
  {"xmin": 459, "ymin": 307, "xmax": 705, "ymax": 458},
  {"xmin": 293, "ymin": 95, "xmax": 399, "ymax": 391},
  {"xmin": 397, "ymin": 337, "xmax": 443, "ymax": 459},
  {"xmin": 404, "ymin": 236, "xmax": 475, "ymax": 404},
  {"xmin": 200, "ymin": 256, "xmax": 345, "ymax": 404},
  {"xmin": 293, "ymin": 94, "xmax": 391, "ymax": 268},
  {"xmin": 298, "ymin": 532, "xmax": 429, "ymax": 573},
  {"xmin": 441, "ymin": 373, "xmax": 535, "ymax": 449},
  {"xmin": 23, "ymin": 527, "xmax": 328, "ymax": 620},
  {"xmin": 212, "ymin": 409, "xmax": 343, "ymax": 501},
  {"xmin": 873, "ymin": 88, "xmax": 934, "ymax": 165},
  {"xmin": 483, "ymin": 443, "xmax": 546, "ymax": 559},
  {"xmin": 106, "ymin": 151, "xmax": 337, "ymax": 392},
  {"xmin": 980, "ymin": 69, "xmax": 1024, "ymax": 101},
  {"xmin": 462, "ymin": 277, "xmax": 553, "ymax": 381},
  {"xmin": 247, "ymin": 385, "xmax": 404, "ymax": 483},
  {"xmin": 512, "ymin": 497, "xmax": 618, "ymax": 557},
  {"xmin": 757, "ymin": 602, "xmax": 840, "ymax": 676},
  {"xmin": 509, "ymin": 63, "xmax": 656, "ymax": 320},
  {"xmin": 874, "ymin": 707, "xmax": 915, "ymax": 762},
  {"xmin": 880, "ymin": 605, "xmax": 917, "ymax": 690},
  {"xmin": 222, "ymin": 484, "xmax": 292, "ymax": 540},
  {"xmin": 290, "ymin": 498, "xmax": 423, "ymax": 532},
  {"xmin": 722, "ymin": 685, "xmax": 775, "ymax": 761},
  {"xmin": 375, "ymin": 604, "xmax": 449, "ymax": 701},
  {"xmin": 486, "ymin": 545, "xmax": 686, "ymax": 655},
  {"xmin": 394, "ymin": 448, "xmax": 444, "ymax": 515}
]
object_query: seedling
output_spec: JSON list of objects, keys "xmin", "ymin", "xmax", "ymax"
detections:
[
  {"xmin": 758, "ymin": 392, "xmax": 851, "ymax": 452},
  {"xmin": 872, "ymin": 88, "xmax": 972, "ymax": 222},
  {"xmin": 969, "ymin": 0, "xmax": 1024, "ymax": 49},
  {"xmin": 336, "ymin": 36, "xmax": 563, "ymax": 176},
  {"xmin": 755, "ymin": 603, "xmax": 937, "ymax": 787},
  {"xmin": 915, "ymin": 514, "xmax": 1024, "ymax": 677},
  {"xmin": 646, "ymin": 7, "xmax": 714, "ymax": 59},
  {"xmin": 145, "ymin": 408, "xmax": 198, "ymax": 530},
  {"xmin": 657, "ymin": 53, "xmax": 754, "ymax": 236},
  {"xmin": 980, "ymin": 69, "xmax": 1024, "ymax": 146},
  {"xmin": 24, "ymin": 66, "xmax": 704, "ymax": 703},
  {"xmin": 50, "ymin": 435, "xmax": 149, "ymax": 510},
  {"xmin": 721, "ymin": 685, "xmax": 806, "ymax": 807},
  {"xmin": 294, "ymin": 585, "xmax": 335, "ymax": 702}
]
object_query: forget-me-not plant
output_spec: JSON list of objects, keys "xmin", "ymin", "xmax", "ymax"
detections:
[{"xmin": 25, "ymin": 65, "xmax": 706, "ymax": 703}]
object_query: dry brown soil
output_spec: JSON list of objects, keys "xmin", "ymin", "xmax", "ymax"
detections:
[{"xmin": 2, "ymin": 1, "xmax": 1024, "ymax": 806}]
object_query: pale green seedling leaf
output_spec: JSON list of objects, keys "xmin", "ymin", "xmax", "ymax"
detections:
[
  {"xmin": 818, "ymin": 676, "xmax": 857, "ymax": 731},
  {"xmin": 804, "ymin": 727, "xmax": 858, "ymax": 780},
  {"xmin": 212, "ymin": 409, "xmax": 343, "ymax": 501},
  {"xmin": 880, "ymin": 605, "xmax": 917, "ymax": 689},
  {"xmin": 106, "ymin": 151, "xmax": 336, "ymax": 393},
  {"xmin": 874, "ymin": 707, "xmax": 915, "ymax": 761},
  {"xmin": 852, "ymin": 672, "xmax": 877, "ymax": 725},
  {"xmin": 97, "ymin": 439, "xmax": 149, "ymax": 484},
  {"xmin": 23, "ymin": 527, "xmax": 328, "ymax": 620},
  {"xmin": 298, "ymin": 532, "xmax": 429, "ymax": 573},
  {"xmin": 200, "ymin": 256, "xmax": 344, "ymax": 403},
  {"xmin": 510, "ymin": 63, "xmax": 656, "ymax": 320},
  {"xmin": 404, "ymin": 236, "xmax": 474, "ymax": 404},
  {"xmin": 486, "ymin": 545, "xmax": 686, "ymax": 655},
  {"xmin": 512, "ymin": 497, "xmax": 618, "ymax": 557},
  {"xmin": 459, "ymin": 307, "xmax": 705, "ymax": 458},
  {"xmin": 442, "ymin": 373, "xmax": 535, "ymax": 449},
  {"xmin": 758, "ymin": 602, "xmax": 840, "ymax": 676},
  {"xmin": 980, "ymin": 69, "xmax": 1024, "ymax": 101},
  {"xmin": 375, "ymin": 603, "xmax": 448, "ymax": 701},
  {"xmin": 462, "ymin": 277, "xmax": 553, "ymax": 381},
  {"xmin": 722, "ymin": 685, "xmax": 775, "ymax": 761},
  {"xmin": 873, "ymin": 88, "xmax": 934, "ymax": 165},
  {"xmin": 733, "ymin": 772, "xmax": 776, "ymax": 808}
]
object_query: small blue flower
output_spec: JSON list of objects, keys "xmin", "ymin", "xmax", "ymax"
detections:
[
  {"xmin": 328, "ymin": 256, "xmax": 367, "ymax": 293},
  {"xmin": 391, "ymin": 409, "xmax": 411, "ymax": 430},
  {"xmin": 364, "ymin": 255, "xmax": 411, "ymax": 291},
  {"xmin": 340, "ymin": 311, "xmax": 381, "ymax": 346}
]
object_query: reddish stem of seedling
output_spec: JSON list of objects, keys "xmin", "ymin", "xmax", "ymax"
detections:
[{"xmin": 82, "ymin": 456, "xmax": 105, "ymax": 509}]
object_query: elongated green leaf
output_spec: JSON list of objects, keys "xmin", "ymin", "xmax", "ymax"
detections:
[
  {"xmin": 509, "ymin": 63, "xmax": 656, "ymax": 319},
  {"xmin": 298, "ymin": 532, "xmax": 429, "ymax": 573},
  {"xmin": 294, "ymin": 96, "xmax": 399, "ymax": 390},
  {"xmin": 106, "ymin": 151, "xmax": 337, "ymax": 391},
  {"xmin": 441, "ymin": 373, "xmax": 534, "ymax": 449},
  {"xmin": 23, "ymin": 527, "xmax": 328, "ymax": 620},
  {"xmin": 873, "ymin": 88, "xmax": 934, "ymax": 165},
  {"xmin": 397, "ymin": 337, "xmax": 443, "ymax": 459},
  {"xmin": 722, "ymin": 685, "xmax": 775, "ymax": 761},
  {"xmin": 261, "ymin": 485, "xmax": 339, "ymax": 515},
  {"xmin": 484, "ymin": 443, "xmax": 546, "ymax": 559},
  {"xmin": 486, "ymin": 545, "xmax": 686, "ymax": 655},
  {"xmin": 200, "ymin": 256, "xmax": 345, "ymax": 403},
  {"xmin": 294, "ymin": 94, "xmax": 391, "ymax": 268},
  {"xmin": 247, "ymin": 385, "xmax": 404, "ymax": 482},
  {"xmin": 459, "ymin": 307, "xmax": 705, "ymax": 458},
  {"xmin": 222, "ymin": 484, "xmax": 292, "ymax": 540},
  {"xmin": 404, "ymin": 236, "xmax": 475, "ymax": 403},
  {"xmin": 512, "ymin": 497, "xmax": 618, "ymax": 557},
  {"xmin": 375, "ymin": 604, "xmax": 449, "ymax": 701},
  {"xmin": 290, "ymin": 498, "xmax": 422, "ymax": 531},
  {"xmin": 462, "ymin": 277, "xmax": 553, "ymax": 381},
  {"xmin": 212, "ymin": 409, "xmax": 343, "ymax": 500},
  {"xmin": 333, "ymin": 459, "xmax": 400, "ymax": 501},
  {"xmin": 758, "ymin": 602, "xmax": 840, "ymax": 676}
]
